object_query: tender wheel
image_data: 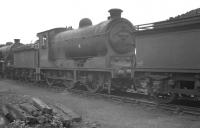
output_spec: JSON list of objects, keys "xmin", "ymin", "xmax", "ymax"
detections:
[
  {"xmin": 46, "ymin": 77, "xmax": 55, "ymax": 86},
  {"xmin": 62, "ymin": 80, "xmax": 75, "ymax": 89},
  {"xmin": 24, "ymin": 71, "xmax": 32, "ymax": 82},
  {"xmin": 22, "ymin": 72, "xmax": 29, "ymax": 82},
  {"xmin": 23, "ymin": 74, "xmax": 29, "ymax": 82},
  {"xmin": 26, "ymin": 75, "xmax": 33, "ymax": 82},
  {"xmin": 30, "ymin": 73, "xmax": 37, "ymax": 83},
  {"xmin": 153, "ymin": 92, "xmax": 177, "ymax": 104}
]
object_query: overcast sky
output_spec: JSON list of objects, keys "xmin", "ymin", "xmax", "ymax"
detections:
[{"xmin": 0, "ymin": 0, "xmax": 199, "ymax": 44}]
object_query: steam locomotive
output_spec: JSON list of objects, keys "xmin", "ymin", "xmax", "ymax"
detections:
[
  {"xmin": 1, "ymin": 8, "xmax": 200, "ymax": 103},
  {"xmin": 0, "ymin": 9, "xmax": 136, "ymax": 94}
]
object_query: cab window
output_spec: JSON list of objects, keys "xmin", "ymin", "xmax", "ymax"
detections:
[{"xmin": 42, "ymin": 35, "xmax": 47, "ymax": 48}]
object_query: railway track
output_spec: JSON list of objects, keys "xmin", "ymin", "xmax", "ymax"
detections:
[
  {"xmin": 66, "ymin": 88, "xmax": 200, "ymax": 116},
  {"xmin": 11, "ymin": 80, "xmax": 200, "ymax": 117}
]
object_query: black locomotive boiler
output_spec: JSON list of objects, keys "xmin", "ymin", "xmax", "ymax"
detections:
[{"xmin": 12, "ymin": 9, "xmax": 136, "ymax": 93}]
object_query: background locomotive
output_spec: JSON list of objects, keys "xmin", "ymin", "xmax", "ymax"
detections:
[{"xmin": 0, "ymin": 39, "xmax": 22, "ymax": 77}]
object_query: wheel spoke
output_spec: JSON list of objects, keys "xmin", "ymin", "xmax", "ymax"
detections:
[
  {"xmin": 62, "ymin": 80, "xmax": 75, "ymax": 89},
  {"xmin": 46, "ymin": 78, "xmax": 55, "ymax": 86}
]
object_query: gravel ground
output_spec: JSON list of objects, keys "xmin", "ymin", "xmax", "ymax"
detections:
[{"xmin": 0, "ymin": 79, "xmax": 200, "ymax": 128}]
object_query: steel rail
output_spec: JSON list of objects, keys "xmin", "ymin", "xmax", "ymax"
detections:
[{"xmin": 67, "ymin": 89, "xmax": 200, "ymax": 116}]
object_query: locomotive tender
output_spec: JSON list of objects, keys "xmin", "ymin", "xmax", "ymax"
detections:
[
  {"xmin": 11, "ymin": 9, "xmax": 136, "ymax": 93},
  {"xmin": 135, "ymin": 14, "xmax": 200, "ymax": 103}
]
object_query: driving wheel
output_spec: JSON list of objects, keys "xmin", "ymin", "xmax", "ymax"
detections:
[{"xmin": 62, "ymin": 80, "xmax": 75, "ymax": 89}]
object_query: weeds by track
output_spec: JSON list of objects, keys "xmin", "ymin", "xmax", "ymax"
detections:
[{"xmin": 67, "ymin": 89, "xmax": 200, "ymax": 116}]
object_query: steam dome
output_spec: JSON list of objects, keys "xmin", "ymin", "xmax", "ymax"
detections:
[{"xmin": 79, "ymin": 18, "xmax": 92, "ymax": 28}]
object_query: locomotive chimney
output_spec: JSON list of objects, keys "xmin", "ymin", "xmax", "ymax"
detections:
[
  {"xmin": 14, "ymin": 39, "xmax": 20, "ymax": 44},
  {"xmin": 108, "ymin": 8, "xmax": 123, "ymax": 19}
]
